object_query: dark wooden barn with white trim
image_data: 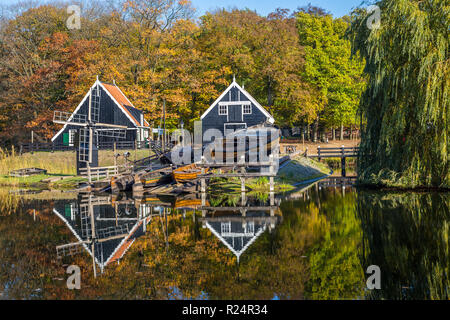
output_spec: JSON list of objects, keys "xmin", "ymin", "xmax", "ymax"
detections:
[
  {"xmin": 201, "ymin": 78, "xmax": 275, "ymax": 144},
  {"xmin": 52, "ymin": 78, "xmax": 149, "ymax": 146}
]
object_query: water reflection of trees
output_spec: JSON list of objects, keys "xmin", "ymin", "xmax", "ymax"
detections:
[
  {"xmin": 357, "ymin": 191, "xmax": 449, "ymax": 300},
  {"xmin": 299, "ymin": 186, "xmax": 365, "ymax": 300},
  {"xmin": 1, "ymin": 188, "xmax": 448, "ymax": 300}
]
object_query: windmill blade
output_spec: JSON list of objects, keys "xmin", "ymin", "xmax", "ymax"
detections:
[
  {"xmin": 91, "ymin": 84, "xmax": 101, "ymax": 123},
  {"xmin": 79, "ymin": 128, "xmax": 90, "ymax": 163},
  {"xmin": 53, "ymin": 111, "xmax": 88, "ymax": 126},
  {"xmin": 95, "ymin": 128, "xmax": 127, "ymax": 140},
  {"xmin": 56, "ymin": 241, "xmax": 90, "ymax": 258}
]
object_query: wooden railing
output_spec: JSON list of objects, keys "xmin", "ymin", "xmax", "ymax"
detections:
[
  {"xmin": 306, "ymin": 146, "xmax": 360, "ymax": 159},
  {"xmin": 19, "ymin": 143, "xmax": 74, "ymax": 153},
  {"xmin": 79, "ymin": 165, "xmax": 130, "ymax": 180},
  {"xmin": 18, "ymin": 141, "xmax": 151, "ymax": 154}
]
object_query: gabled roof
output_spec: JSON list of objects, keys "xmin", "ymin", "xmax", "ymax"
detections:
[
  {"xmin": 52, "ymin": 78, "xmax": 149, "ymax": 142},
  {"xmin": 200, "ymin": 79, "xmax": 275, "ymax": 124},
  {"xmin": 53, "ymin": 207, "xmax": 151, "ymax": 273},
  {"xmin": 204, "ymin": 220, "xmax": 267, "ymax": 263},
  {"xmin": 101, "ymin": 82, "xmax": 149, "ymax": 128}
]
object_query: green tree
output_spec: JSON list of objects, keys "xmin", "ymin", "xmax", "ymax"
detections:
[
  {"xmin": 296, "ymin": 11, "xmax": 365, "ymax": 141},
  {"xmin": 348, "ymin": 0, "xmax": 449, "ymax": 187}
]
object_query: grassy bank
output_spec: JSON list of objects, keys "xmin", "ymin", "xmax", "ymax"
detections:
[
  {"xmin": 0, "ymin": 174, "xmax": 87, "ymax": 189},
  {"xmin": 0, "ymin": 148, "xmax": 332, "ymax": 192},
  {"xmin": 0, "ymin": 148, "xmax": 152, "ymax": 188},
  {"xmin": 277, "ymin": 156, "xmax": 330, "ymax": 184},
  {"xmin": 210, "ymin": 156, "xmax": 331, "ymax": 193}
]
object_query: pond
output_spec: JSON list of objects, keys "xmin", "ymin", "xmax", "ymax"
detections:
[{"xmin": 0, "ymin": 180, "xmax": 448, "ymax": 300}]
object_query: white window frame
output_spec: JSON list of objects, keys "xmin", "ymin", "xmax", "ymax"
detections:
[
  {"xmin": 245, "ymin": 221, "xmax": 255, "ymax": 234},
  {"xmin": 243, "ymin": 104, "xmax": 252, "ymax": 115},
  {"xmin": 68, "ymin": 129, "xmax": 76, "ymax": 147},
  {"xmin": 221, "ymin": 222, "xmax": 231, "ymax": 234},
  {"xmin": 219, "ymin": 105, "xmax": 228, "ymax": 116}
]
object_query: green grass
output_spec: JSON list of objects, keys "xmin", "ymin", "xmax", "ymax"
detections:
[
  {"xmin": 277, "ymin": 156, "xmax": 330, "ymax": 184},
  {"xmin": 0, "ymin": 148, "xmax": 152, "ymax": 189},
  {"xmin": 0, "ymin": 147, "xmax": 153, "ymax": 176},
  {"xmin": 206, "ymin": 156, "xmax": 332, "ymax": 194},
  {"xmin": 0, "ymin": 173, "xmax": 87, "ymax": 189}
]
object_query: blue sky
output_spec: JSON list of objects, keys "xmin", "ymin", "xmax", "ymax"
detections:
[
  {"xmin": 1, "ymin": 0, "xmax": 366, "ymax": 18},
  {"xmin": 192, "ymin": 0, "xmax": 366, "ymax": 17}
]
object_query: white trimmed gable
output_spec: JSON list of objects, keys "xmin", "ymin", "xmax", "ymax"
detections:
[{"xmin": 201, "ymin": 80, "xmax": 275, "ymax": 124}]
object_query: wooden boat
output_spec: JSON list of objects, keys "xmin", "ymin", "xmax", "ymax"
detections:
[
  {"xmin": 207, "ymin": 124, "xmax": 280, "ymax": 161},
  {"xmin": 110, "ymin": 174, "xmax": 135, "ymax": 193},
  {"xmin": 175, "ymin": 194, "xmax": 210, "ymax": 209},
  {"xmin": 135, "ymin": 194, "xmax": 176, "ymax": 207},
  {"xmin": 140, "ymin": 168, "xmax": 173, "ymax": 187},
  {"xmin": 172, "ymin": 164, "xmax": 209, "ymax": 183}
]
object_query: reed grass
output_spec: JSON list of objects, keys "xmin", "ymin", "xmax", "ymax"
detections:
[
  {"xmin": 0, "ymin": 147, "xmax": 152, "ymax": 176},
  {"xmin": 0, "ymin": 147, "xmax": 75, "ymax": 175},
  {"xmin": 0, "ymin": 188, "xmax": 21, "ymax": 215}
]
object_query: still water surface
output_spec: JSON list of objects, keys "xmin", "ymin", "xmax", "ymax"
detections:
[{"xmin": 0, "ymin": 180, "xmax": 448, "ymax": 300}]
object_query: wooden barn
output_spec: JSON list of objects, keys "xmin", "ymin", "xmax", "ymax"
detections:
[
  {"xmin": 201, "ymin": 78, "xmax": 275, "ymax": 145},
  {"xmin": 52, "ymin": 78, "xmax": 150, "ymax": 146}
]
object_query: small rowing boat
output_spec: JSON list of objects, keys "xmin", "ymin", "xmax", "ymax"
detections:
[
  {"xmin": 140, "ymin": 167, "xmax": 173, "ymax": 187},
  {"xmin": 172, "ymin": 164, "xmax": 209, "ymax": 183}
]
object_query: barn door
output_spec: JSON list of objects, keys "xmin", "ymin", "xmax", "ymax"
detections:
[{"xmin": 228, "ymin": 104, "xmax": 242, "ymax": 122}]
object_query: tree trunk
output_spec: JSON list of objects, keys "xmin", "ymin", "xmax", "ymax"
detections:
[
  {"xmin": 332, "ymin": 127, "xmax": 336, "ymax": 140},
  {"xmin": 306, "ymin": 123, "xmax": 310, "ymax": 141},
  {"xmin": 267, "ymin": 76, "xmax": 273, "ymax": 112},
  {"xmin": 340, "ymin": 122, "xmax": 344, "ymax": 140},
  {"xmin": 313, "ymin": 117, "xmax": 319, "ymax": 143}
]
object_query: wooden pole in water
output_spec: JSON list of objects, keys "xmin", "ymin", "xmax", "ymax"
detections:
[
  {"xmin": 87, "ymin": 86, "xmax": 93, "ymax": 184},
  {"xmin": 162, "ymin": 99, "xmax": 166, "ymax": 154},
  {"xmin": 89, "ymin": 196, "xmax": 97, "ymax": 278}
]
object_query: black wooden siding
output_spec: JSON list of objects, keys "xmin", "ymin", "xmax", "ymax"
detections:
[
  {"xmin": 202, "ymin": 86, "xmax": 269, "ymax": 144},
  {"xmin": 53, "ymin": 86, "xmax": 139, "ymax": 145}
]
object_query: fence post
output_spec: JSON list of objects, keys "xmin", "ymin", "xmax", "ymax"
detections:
[
  {"xmin": 341, "ymin": 145, "xmax": 346, "ymax": 177},
  {"xmin": 113, "ymin": 142, "xmax": 117, "ymax": 167},
  {"xmin": 318, "ymin": 146, "xmax": 321, "ymax": 162}
]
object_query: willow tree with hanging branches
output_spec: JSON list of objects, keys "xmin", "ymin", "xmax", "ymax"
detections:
[{"xmin": 348, "ymin": 0, "xmax": 449, "ymax": 188}]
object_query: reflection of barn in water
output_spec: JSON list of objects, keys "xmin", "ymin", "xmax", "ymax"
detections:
[
  {"xmin": 199, "ymin": 197, "xmax": 282, "ymax": 263},
  {"xmin": 53, "ymin": 194, "xmax": 154, "ymax": 275}
]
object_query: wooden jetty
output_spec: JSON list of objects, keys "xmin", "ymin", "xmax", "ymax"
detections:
[
  {"xmin": 9, "ymin": 167, "xmax": 47, "ymax": 177},
  {"xmin": 306, "ymin": 146, "xmax": 359, "ymax": 177}
]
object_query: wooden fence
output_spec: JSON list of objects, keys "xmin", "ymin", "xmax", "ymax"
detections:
[
  {"xmin": 18, "ymin": 140, "xmax": 150, "ymax": 154},
  {"xmin": 306, "ymin": 146, "xmax": 360, "ymax": 159},
  {"xmin": 79, "ymin": 165, "xmax": 130, "ymax": 180}
]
